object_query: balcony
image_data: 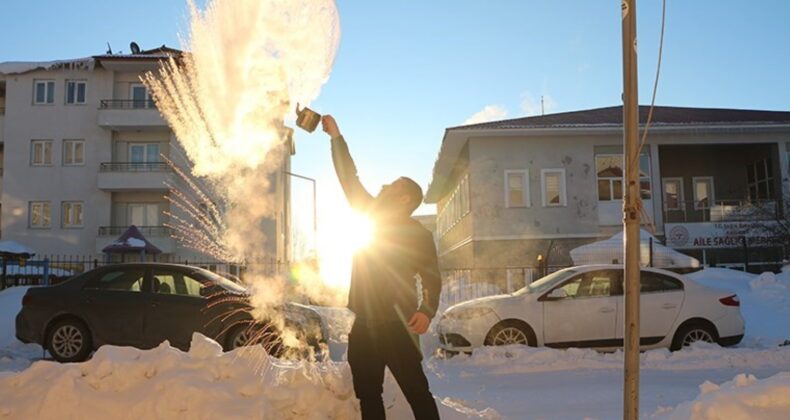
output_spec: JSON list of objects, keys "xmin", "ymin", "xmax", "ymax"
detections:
[
  {"xmin": 97, "ymin": 162, "xmax": 172, "ymax": 191},
  {"xmin": 96, "ymin": 226, "xmax": 175, "ymax": 254},
  {"xmin": 97, "ymin": 100, "xmax": 169, "ymax": 130},
  {"xmin": 663, "ymin": 200, "xmax": 777, "ymax": 224}
]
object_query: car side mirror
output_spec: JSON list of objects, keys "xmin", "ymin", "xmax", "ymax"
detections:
[{"xmin": 546, "ymin": 288, "xmax": 569, "ymax": 300}]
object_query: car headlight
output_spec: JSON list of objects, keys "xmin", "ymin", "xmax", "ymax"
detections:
[{"xmin": 446, "ymin": 307, "xmax": 494, "ymax": 320}]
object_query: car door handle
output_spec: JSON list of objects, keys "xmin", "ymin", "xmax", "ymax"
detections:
[
  {"xmin": 599, "ymin": 307, "xmax": 615, "ymax": 313},
  {"xmin": 661, "ymin": 303, "xmax": 677, "ymax": 309}
]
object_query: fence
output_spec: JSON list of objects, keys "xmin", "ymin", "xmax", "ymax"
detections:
[{"xmin": 0, "ymin": 254, "xmax": 287, "ymax": 289}]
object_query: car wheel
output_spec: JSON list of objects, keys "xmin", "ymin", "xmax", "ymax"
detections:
[
  {"xmin": 485, "ymin": 320, "xmax": 536, "ymax": 347},
  {"xmin": 671, "ymin": 321, "xmax": 718, "ymax": 351},
  {"xmin": 47, "ymin": 319, "xmax": 92, "ymax": 363},
  {"xmin": 225, "ymin": 323, "xmax": 283, "ymax": 356}
]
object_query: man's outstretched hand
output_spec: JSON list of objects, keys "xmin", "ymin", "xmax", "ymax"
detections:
[
  {"xmin": 407, "ymin": 312, "xmax": 430, "ymax": 335},
  {"xmin": 322, "ymin": 115, "xmax": 341, "ymax": 138}
]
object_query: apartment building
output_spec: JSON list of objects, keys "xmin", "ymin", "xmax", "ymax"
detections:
[
  {"xmin": 0, "ymin": 45, "xmax": 291, "ymax": 265},
  {"xmin": 426, "ymin": 106, "xmax": 790, "ymax": 289}
]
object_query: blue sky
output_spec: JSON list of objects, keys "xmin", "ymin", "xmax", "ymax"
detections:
[{"xmin": 3, "ymin": 0, "xmax": 789, "ymax": 218}]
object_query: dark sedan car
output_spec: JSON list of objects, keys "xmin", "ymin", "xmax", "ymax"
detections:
[{"xmin": 16, "ymin": 263, "xmax": 327, "ymax": 362}]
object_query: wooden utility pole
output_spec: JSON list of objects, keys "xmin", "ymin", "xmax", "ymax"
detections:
[{"xmin": 621, "ymin": 0, "xmax": 641, "ymax": 419}]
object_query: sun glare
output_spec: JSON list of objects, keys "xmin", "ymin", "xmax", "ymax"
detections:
[{"xmin": 317, "ymin": 205, "xmax": 375, "ymax": 290}]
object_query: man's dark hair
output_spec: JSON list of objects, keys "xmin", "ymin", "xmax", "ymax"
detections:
[{"xmin": 399, "ymin": 177, "xmax": 423, "ymax": 213}]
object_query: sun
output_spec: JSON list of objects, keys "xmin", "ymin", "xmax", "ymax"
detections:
[{"xmin": 316, "ymin": 204, "xmax": 375, "ymax": 290}]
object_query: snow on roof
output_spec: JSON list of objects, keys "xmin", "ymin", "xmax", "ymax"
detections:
[
  {"xmin": 569, "ymin": 229, "xmax": 700, "ymax": 268},
  {"xmin": 0, "ymin": 57, "xmax": 94, "ymax": 75},
  {"xmin": 0, "ymin": 241, "xmax": 35, "ymax": 257}
]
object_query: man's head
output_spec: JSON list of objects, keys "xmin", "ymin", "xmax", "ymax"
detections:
[{"xmin": 376, "ymin": 177, "xmax": 423, "ymax": 218}]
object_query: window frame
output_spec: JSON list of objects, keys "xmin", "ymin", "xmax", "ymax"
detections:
[
  {"xmin": 30, "ymin": 140, "xmax": 53, "ymax": 166},
  {"xmin": 692, "ymin": 176, "xmax": 715, "ymax": 210},
  {"xmin": 128, "ymin": 202, "xmax": 161, "ymax": 227},
  {"xmin": 65, "ymin": 80, "xmax": 87, "ymax": 105},
  {"xmin": 504, "ymin": 169, "xmax": 530, "ymax": 208},
  {"xmin": 29, "ymin": 201, "xmax": 52, "ymax": 229},
  {"xmin": 595, "ymin": 153, "xmax": 652, "ymax": 202},
  {"xmin": 541, "ymin": 168, "xmax": 567, "ymax": 207},
  {"xmin": 746, "ymin": 159, "xmax": 774, "ymax": 201},
  {"xmin": 62, "ymin": 201, "xmax": 84, "ymax": 228},
  {"xmin": 542, "ymin": 269, "xmax": 620, "ymax": 301},
  {"xmin": 662, "ymin": 177, "xmax": 684, "ymax": 211},
  {"xmin": 129, "ymin": 83, "xmax": 153, "ymax": 108},
  {"xmin": 63, "ymin": 139, "xmax": 85, "ymax": 166},
  {"xmin": 33, "ymin": 80, "xmax": 55, "ymax": 105}
]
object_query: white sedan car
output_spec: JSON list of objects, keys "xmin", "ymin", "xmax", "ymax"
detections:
[{"xmin": 437, "ymin": 265, "xmax": 744, "ymax": 353}]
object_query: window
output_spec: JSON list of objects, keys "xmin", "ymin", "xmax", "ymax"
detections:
[
  {"xmin": 129, "ymin": 203, "xmax": 160, "ymax": 226},
  {"xmin": 693, "ymin": 177, "xmax": 714, "ymax": 210},
  {"xmin": 29, "ymin": 201, "xmax": 51, "ymax": 228},
  {"xmin": 662, "ymin": 178, "xmax": 684, "ymax": 210},
  {"xmin": 62, "ymin": 201, "xmax": 83, "ymax": 228},
  {"xmin": 437, "ymin": 174, "xmax": 470, "ymax": 236},
  {"xmin": 596, "ymin": 154, "xmax": 651, "ymax": 201},
  {"xmin": 152, "ymin": 270, "xmax": 205, "ymax": 297},
  {"xmin": 65, "ymin": 80, "xmax": 87, "ymax": 104},
  {"xmin": 130, "ymin": 83, "xmax": 152, "ymax": 108},
  {"xmin": 639, "ymin": 271, "xmax": 684, "ymax": 293},
  {"xmin": 33, "ymin": 80, "xmax": 55, "ymax": 104},
  {"xmin": 31, "ymin": 140, "xmax": 53, "ymax": 165},
  {"xmin": 129, "ymin": 143, "xmax": 161, "ymax": 169},
  {"xmin": 505, "ymin": 170, "xmax": 529, "ymax": 208},
  {"xmin": 746, "ymin": 159, "xmax": 774, "ymax": 200},
  {"xmin": 541, "ymin": 169, "xmax": 566, "ymax": 207},
  {"xmin": 63, "ymin": 140, "xmax": 85, "ymax": 165},
  {"xmin": 85, "ymin": 270, "xmax": 145, "ymax": 292},
  {"xmin": 553, "ymin": 270, "xmax": 618, "ymax": 299}
]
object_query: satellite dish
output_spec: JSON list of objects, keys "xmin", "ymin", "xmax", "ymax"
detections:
[{"xmin": 130, "ymin": 42, "xmax": 141, "ymax": 54}]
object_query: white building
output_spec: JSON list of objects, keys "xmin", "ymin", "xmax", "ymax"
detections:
[
  {"xmin": 0, "ymin": 45, "xmax": 291, "ymax": 267},
  {"xmin": 426, "ymin": 106, "xmax": 790, "ymax": 290}
]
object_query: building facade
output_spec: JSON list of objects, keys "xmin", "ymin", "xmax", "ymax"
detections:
[
  {"xmin": 0, "ymin": 46, "xmax": 291, "ymax": 266},
  {"xmin": 426, "ymin": 106, "xmax": 790, "ymax": 291}
]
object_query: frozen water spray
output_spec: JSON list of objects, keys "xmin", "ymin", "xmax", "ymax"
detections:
[{"xmin": 143, "ymin": 0, "xmax": 342, "ymax": 352}]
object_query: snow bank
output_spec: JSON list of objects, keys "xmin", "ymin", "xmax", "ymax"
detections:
[
  {"xmin": 0, "ymin": 287, "xmax": 44, "ymax": 372},
  {"xmin": 436, "ymin": 343, "xmax": 790, "ymax": 375},
  {"xmin": 688, "ymin": 268, "xmax": 790, "ymax": 345},
  {"xmin": 0, "ymin": 333, "xmax": 497, "ymax": 419},
  {"xmin": 662, "ymin": 372, "xmax": 790, "ymax": 419}
]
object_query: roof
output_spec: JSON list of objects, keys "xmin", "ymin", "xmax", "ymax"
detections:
[
  {"xmin": 93, "ymin": 45, "xmax": 183, "ymax": 60},
  {"xmin": 426, "ymin": 105, "xmax": 790, "ymax": 203},
  {"xmin": 0, "ymin": 45, "xmax": 182, "ymax": 75},
  {"xmin": 450, "ymin": 105, "xmax": 790, "ymax": 130},
  {"xmin": 101, "ymin": 225, "xmax": 163, "ymax": 255}
]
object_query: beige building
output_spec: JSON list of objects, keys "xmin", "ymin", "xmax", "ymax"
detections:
[
  {"xmin": 0, "ymin": 45, "xmax": 291, "ymax": 266},
  {"xmin": 426, "ymin": 106, "xmax": 790, "ymax": 291}
]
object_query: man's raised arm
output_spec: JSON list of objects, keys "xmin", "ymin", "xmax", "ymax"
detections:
[{"xmin": 322, "ymin": 115, "xmax": 374, "ymax": 211}]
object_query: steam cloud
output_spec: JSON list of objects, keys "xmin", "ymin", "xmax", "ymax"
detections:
[{"xmin": 143, "ymin": 0, "xmax": 343, "ymax": 344}]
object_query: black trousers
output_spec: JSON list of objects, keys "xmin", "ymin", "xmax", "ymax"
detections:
[{"xmin": 347, "ymin": 319, "xmax": 440, "ymax": 420}]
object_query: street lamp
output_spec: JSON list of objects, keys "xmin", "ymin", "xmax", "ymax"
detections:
[{"xmin": 283, "ymin": 171, "xmax": 317, "ymax": 260}]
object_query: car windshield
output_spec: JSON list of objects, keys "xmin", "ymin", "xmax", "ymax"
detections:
[
  {"xmin": 195, "ymin": 268, "xmax": 248, "ymax": 295},
  {"xmin": 513, "ymin": 268, "xmax": 578, "ymax": 295}
]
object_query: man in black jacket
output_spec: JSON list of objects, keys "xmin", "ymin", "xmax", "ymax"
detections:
[{"xmin": 322, "ymin": 115, "xmax": 441, "ymax": 420}]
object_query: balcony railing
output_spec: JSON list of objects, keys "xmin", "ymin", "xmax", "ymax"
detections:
[
  {"xmin": 99, "ymin": 100, "xmax": 156, "ymax": 109},
  {"xmin": 664, "ymin": 199, "xmax": 777, "ymax": 223},
  {"xmin": 98, "ymin": 226, "xmax": 172, "ymax": 236},
  {"xmin": 99, "ymin": 162, "xmax": 169, "ymax": 172}
]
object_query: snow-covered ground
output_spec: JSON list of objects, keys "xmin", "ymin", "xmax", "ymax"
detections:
[{"xmin": 1, "ymin": 267, "xmax": 789, "ymax": 419}]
